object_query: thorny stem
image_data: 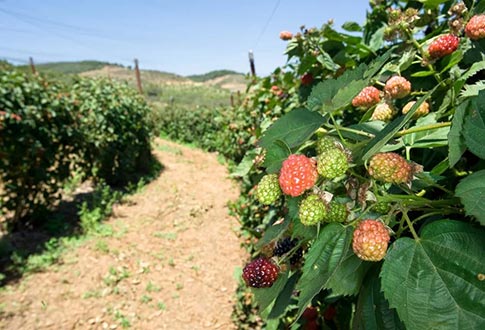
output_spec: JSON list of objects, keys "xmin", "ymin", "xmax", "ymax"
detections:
[{"xmin": 329, "ymin": 113, "xmax": 348, "ymax": 146}]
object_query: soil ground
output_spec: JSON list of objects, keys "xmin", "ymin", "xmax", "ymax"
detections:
[{"xmin": 0, "ymin": 139, "xmax": 245, "ymax": 330}]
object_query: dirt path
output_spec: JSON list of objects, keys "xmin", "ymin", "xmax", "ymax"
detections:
[{"xmin": 0, "ymin": 139, "xmax": 245, "ymax": 330}]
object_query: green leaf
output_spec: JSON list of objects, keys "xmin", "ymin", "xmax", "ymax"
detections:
[
  {"xmin": 256, "ymin": 216, "xmax": 291, "ymax": 249},
  {"xmin": 230, "ymin": 149, "xmax": 257, "ymax": 177},
  {"xmin": 440, "ymin": 50, "xmax": 464, "ymax": 73},
  {"xmin": 402, "ymin": 114, "xmax": 450, "ymax": 149},
  {"xmin": 418, "ymin": 0, "xmax": 449, "ymax": 8},
  {"xmin": 342, "ymin": 21, "xmax": 362, "ymax": 32},
  {"xmin": 307, "ymin": 63, "xmax": 367, "ymax": 112},
  {"xmin": 316, "ymin": 51, "xmax": 340, "ymax": 72},
  {"xmin": 460, "ymin": 81, "xmax": 485, "ymax": 99},
  {"xmin": 381, "ymin": 220, "xmax": 485, "ymax": 330},
  {"xmin": 463, "ymin": 92, "xmax": 485, "ymax": 159},
  {"xmin": 361, "ymin": 87, "xmax": 437, "ymax": 160},
  {"xmin": 353, "ymin": 266, "xmax": 405, "ymax": 330},
  {"xmin": 456, "ymin": 170, "xmax": 485, "ymax": 226},
  {"xmin": 411, "ymin": 70, "xmax": 435, "ymax": 77},
  {"xmin": 295, "ymin": 224, "xmax": 368, "ymax": 321},
  {"xmin": 253, "ymin": 270, "xmax": 290, "ymax": 312},
  {"xmin": 263, "ymin": 140, "xmax": 291, "ymax": 173},
  {"xmin": 268, "ymin": 272, "xmax": 300, "ymax": 319},
  {"xmin": 259, "ymin": 108, "xmax": 325, "ymax": 150},
  {"xmin": 448, "ymin": 101, "xmax": 469, "ymax": 167}
]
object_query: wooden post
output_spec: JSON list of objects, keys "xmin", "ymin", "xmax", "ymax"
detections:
[
  {"xmin": 29, "ymin": 57, "xmax": 36, "ymax": 75},
  {"xmin": 134, "ymin": 58, "xmax": 143, "ymax": 94},
  {"xmin": 230, "ymin": 92, "xmax": 234, "ymax": 107},
  {"xmin": 248, "ymin": 50, "xmax": 256, "ymax": 77},
  {"xmin": 237, "ymin": 91, "xmax": 241, "ymax": 105}
]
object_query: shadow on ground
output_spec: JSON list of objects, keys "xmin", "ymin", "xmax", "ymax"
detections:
[{"xmin": 0, "ymin": 153, "xmax": 164, "ymax": 287}]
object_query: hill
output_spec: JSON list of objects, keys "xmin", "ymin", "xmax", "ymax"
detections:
[
  {"xmin": 187, "ymin": 70, "xmax": 244, "ymax": 82},
  {"xmin": 18, "ymin": 60, "xmax": 121, "ymax": 75}
]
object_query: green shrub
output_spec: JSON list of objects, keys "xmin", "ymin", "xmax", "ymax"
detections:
[
  {"xmin": 71, "ymin": 78, "xmax": 153, "ymax": 186},
  {"xmin": 0, "ymin": 70, "xmax": 80, "ymax": 226}
]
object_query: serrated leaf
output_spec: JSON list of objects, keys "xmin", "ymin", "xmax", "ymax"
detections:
[
  {"xmin": 353, "ymin": 266, "xmax": 405, "ymax": 330},
  {"xmin": 381, "ymin": 220, "xmax": 485, "ymax": 330},
  {"xmin": 342, "ymin": 21, "xmax": 362, "ymax": 32},
  {"xmin": 440, "ymin": 50, "xmax": 463, "ymax": 73},
  {"xmin": 253, "ymin": 270, "xmax": 290, "ymax": 312},
  {"xmin": 448, "ymin": 101, "xmax": 469, "ymax": 167},
  {"xmin": 307, "ymin": 63, "xmax": 367, "ymax": 112},
  {"xmin": 316, "ymin": 51, "xmax": 339, "ymax": 72},
  {"xmin": 295, "ymin": 224, "xmax": 368, "ymax": 321},
  {"xmin": 361, "ymin": 87, "xmax": 437, "ymax": 160},
  {"xmin": 456, "ymin": 170, "xmax": 485, "ymax": 226},
  {"xmin": 259, "ymin": 108, "xmax": 325, "ymax": 150},
  {"xmin": 263, "ymin": 140, "xmax": 291, "ymax": 173},
  {"xmin": 460, "ymin": 81, "xmax": 485, "ymax": 99},
  {"xmin": 463, "ymin": 92, "xmax": 485, "ymax": 159}
]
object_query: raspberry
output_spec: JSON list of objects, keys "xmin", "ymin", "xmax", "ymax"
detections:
[
  {"xmin": 465, "ymin": 15, "xmax": 485, "ymax": 40},
  {"xmin": 242, "ymin": 257, "xmax": 279, "ymax": 288},
  {"xmin": 316, "ymin": 135, "xmax": 338, "ymax": 154},
  {"xmin": 279, "ymin": 154, "xmax": 318, "ymax": 197},
  {"xmin": 289, "ymin": 247, "xmax": 303, "ymax": 265},
  {"xmin": 428, "ymin": 34, "xmax": 460, "ymax": 59},
  {"xmin": 299, "ymin": 194, "xmax": 327, "ymax": 226},
  {"xmin": 371, "ymin": 103, "xmax": 395, "ymax": 122},
  {"xmin": 273, "ymin": 237, "xmax": 297, "ymax": 256},
  {"xmin": 301, "ymin": 72, "xmax": 314, "ymax": 86},
  {"xmin": 256, "ymin": 174, "xmax": 281, "ymax": 205},
  {"xmin": 373, "ymin": 202, "xmax": 391, "ymax": 214},
  {"xmin": 352, "ymin": 219, "xmax": 390, "ymax": 261},
  {"xmin": 402, "ymin": 100, "xmax": 430, "ymax": 118},
  {"xmin": 280, "ymin": 31, "xmax": 293, "ymax": 40},
  {"xmin": 316, "ymin": 148, "xmax": 349, "ymax": 179},
  {"xmin": 352, "ymin": 86, "xmax": 381, "ymax": 109},
  {"xmin": 302, "ymin": 307, "xmax": 318, "ymax": 321},
  {"xmin": 384, "ymin": 76, "xmax": 411, "ymax": 99},
  {"xmin": 368, "ymin": 152, "xmax": 413, "ymax": 184},
  {"xmin": 324, "ymin": 201, "xmax": 348, "ymax": 223}
]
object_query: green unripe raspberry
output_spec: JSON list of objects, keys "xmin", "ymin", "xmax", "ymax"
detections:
[
  {"xmin": 324, "ymin": 201, "xmax": 348, "ymax": 223},
  {"xmin": 256, "ymin": 174, "xmax": 281, "ymax": 205},
  {"xmin": 299, "ymin": 194, "xmax": 327, "ymax": 226},
  {"xmin": 317, "ymin": 149, "xmax": 349, "ymax": 179},
  {"xmin": 373, "ymin": 202, "xmax": 391, "ymax": 214},
  {"xmin": 316, "ymin": 136, "xmax": 337, "ymax": 154}
]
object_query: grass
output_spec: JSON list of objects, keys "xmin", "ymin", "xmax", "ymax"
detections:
[
  {"xmin": 146, "ymin": 281, "xmax": 161, "ymax": 293},
  {"xmin": 187, "ymin": 70, "xmax": 243, "ymax": 82}
]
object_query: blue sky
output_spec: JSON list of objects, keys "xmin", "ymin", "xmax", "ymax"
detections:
[{"xmin": 0, "ymin": 0, "xmax": 371, "ymax": 76}]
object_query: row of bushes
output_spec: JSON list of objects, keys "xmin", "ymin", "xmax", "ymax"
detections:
[{"xmin": 0, "ymin": 68, "xmax": 153, "ymax": 228}]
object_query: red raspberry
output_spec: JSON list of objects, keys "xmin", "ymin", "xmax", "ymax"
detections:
[
  {"xmin": 368, "ymin": 152, "xmax": 413, "ymax": 184},
  {"xmin": 302, "ymin": 307, "xmax": 318, "ymax": 321},
  {"xmin": 279, "ymin": 154, "xmax": 318, "ymax": 197},
  {"xmin": 279, "ymin": 31, "xmax": 293, "ymax": 40},
  {"xmin": 242, "ymin": 257, "xmax": 279, "ymax": 288},
  {"xmin": 465, "ymin": 15, "xmax": 485, "ymax": 40},
  {"xmin": 384, "ymin": 76, "xmax": 411, "ymax": 99},
  {"xmin": 428, "ymin": 34, "xmax": 460, "ymax": 59},
  {"xmin": 301, "ymin": 72, "xmax": 314, "ymax": 86},
  {"xmin": 352, "ymin": 86, "xmax": 381, "ymax": 109},
  {"xmin": 352, "ymin": 219, "xmax": 390, "ymax": 261}
]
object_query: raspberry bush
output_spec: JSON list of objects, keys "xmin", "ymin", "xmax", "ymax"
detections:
[{"xmin": 231, "ymin": 1, "xmax": 485, "ymax": 329}]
